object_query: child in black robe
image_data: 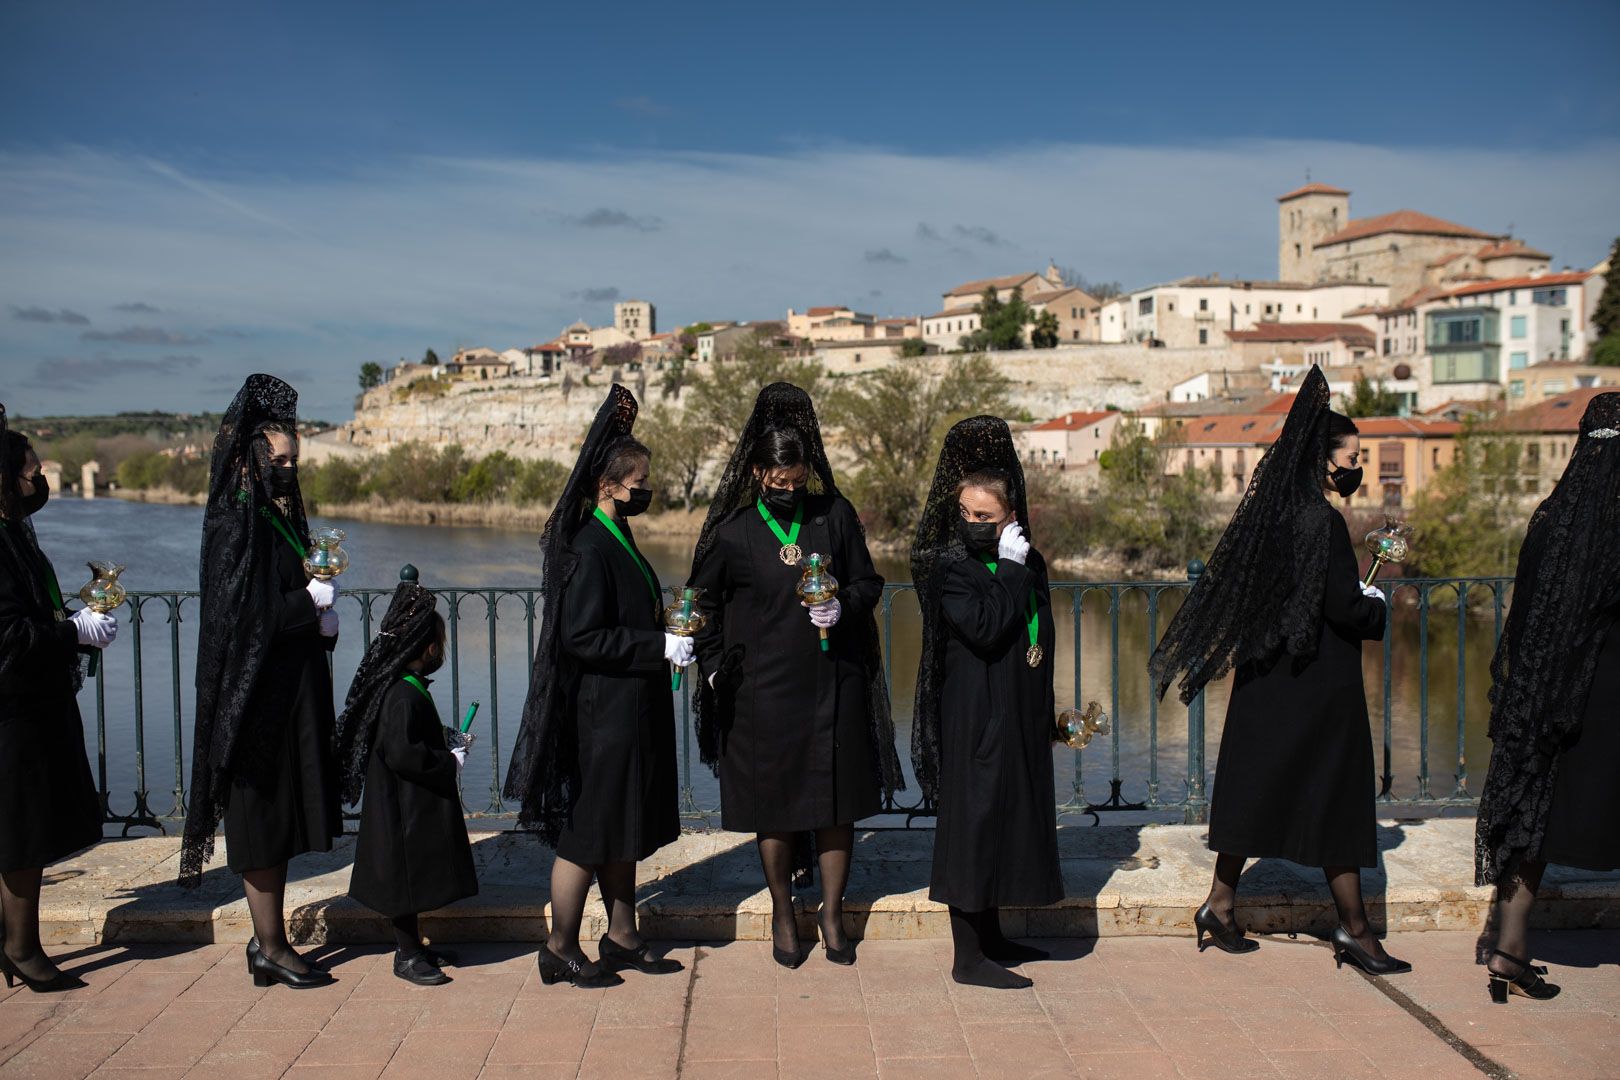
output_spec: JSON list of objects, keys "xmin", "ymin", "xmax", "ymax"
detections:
[{"xmin": 337, "ymin": 582, "xmax": 478, "ymax": 985}]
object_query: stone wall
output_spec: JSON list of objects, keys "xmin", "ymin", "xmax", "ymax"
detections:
[{"xmin": 336, "ymin": 346, "xmax": 1235, "ymax": 464}]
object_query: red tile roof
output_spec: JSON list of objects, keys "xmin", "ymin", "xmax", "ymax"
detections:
[
  {"xmin": 1258, "ymin": 394, "xmax": 1297, "ymax": 413},
  {"xmin": 1316, "ymin": 210, "xmax": 1499, "ymax": 248},
  {"xmin": 1352, "ymin": 417, "xmax": 1462, "ymax": 437},
  {"xmin": 1033, "ymin": 410, "xmax": 1113, "ymax": 432},
  {"xmin": 805, "ymin": 306, "xmax": 848, "ymax": 317},
  {"xmin": 1227, "ymin": 322, "xmax": 1375, "ymax": 346},
  {"xmin": 1476, "ymin": 240, "xmax": 1549, "ymax": 261},
  {"xmin": 1489, "ymin": 387, "xmax": 1615, "ymax": 434},
  {"xmin": 945, "ymin": 272, "xmax": 1045, "ymax": 298},
  {"xmin": 1174, "ymin": 414, "xmax": 1286, "ymax": 446},
  {"xmin": 1277, "ymin": 183, "xmax": 1349, "ymax": 201},
  {"xmin": 1436, "ymin": 271, "xmax": 1590, "ymax": 300}
]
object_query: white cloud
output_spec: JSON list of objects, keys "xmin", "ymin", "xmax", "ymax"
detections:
[{"xmin": 1, "ymin": 138, "xmax": 1616, "ymax": 418}]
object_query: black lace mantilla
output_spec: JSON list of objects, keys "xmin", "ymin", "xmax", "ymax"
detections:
[
  {"xmin": 180, "ymin": 374, "xmax": 310, "ymax": 886},
  {"xmin": 1148, "ymin": 365, "xmax": 1338, "ymax": 704},
  {"xmin": 909, "ymin": 415, "xmax": 1032, "ymax": 803},
  {"xmin": 1476, "ymin": 392, "xmax": 1620, "ymax": 885},
  {"xmin": 334, "ymin": 582, "xmax": 441, "ymax": 805}
]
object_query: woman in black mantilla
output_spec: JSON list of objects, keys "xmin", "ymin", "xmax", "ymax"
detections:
[
  {"xmin": 181, "ymin": 375, "xmax": 343, "ymax": 989},
  {"xmin": 912, "ymin": 416, "xmax": 1063, "ymax": 990},
  {"xmin": 1149, "ymin": 365, "xmax": 1408, "ymax": 975},
  {"xmin": 687, "ymin": 382, "xmax": 905, "ymax": 968},
  {"xmin": 1474, "ymin": 392, "xmax": 1620, "ymax": 1005},
  {"xmin": 337, "ymin": 581, "xmax": 477, "ymax": 987},
  {"xmin": 0, "ymin": 405, "xmax": 116, "ymax": 992},
  {"xmin": 505, "ymin": 385, "xmax": 687, "ymax": 989}
]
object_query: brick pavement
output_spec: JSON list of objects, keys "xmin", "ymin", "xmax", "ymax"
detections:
[{"xmin": 0, "ymin": 930, "xmax": 1615, "ymax": 1080}]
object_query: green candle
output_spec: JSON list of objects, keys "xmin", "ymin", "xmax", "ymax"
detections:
[{"xmin": 460, "ymin": 700, "xmax": 479, "ymax": 734}]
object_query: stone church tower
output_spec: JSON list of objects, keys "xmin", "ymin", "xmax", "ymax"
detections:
[{"xmin": 1278, "ymin": 183, "xmax": 1350, "ymax": 283}]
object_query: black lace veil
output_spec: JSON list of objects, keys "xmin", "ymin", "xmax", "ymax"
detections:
[
  {"xmin": 1148, "ymin": 364, "xmax": 1338, "ymax": 704},
  {"xmin": 180, "ymin": 374, "xmax": 311, "ymax": 886},
  {"xmin": 909, "ymin": 415, "xmax": 1034, "ymax": 803},
  {"xmin": 334, "ymin": 582, "xmax": 441, "ymax": 805},
  {"xmin": 688, "ymin": 382, "xmax": 904, "ymax": 799},
  {"xmin": 503, "ymin": 384, "xmax": 639, "ymax": 841},
  {"xmin": 1476, "ymin": 392, "xmax": 1620, "ymax": 885}
]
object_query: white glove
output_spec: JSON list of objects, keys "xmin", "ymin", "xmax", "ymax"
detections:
[
  {"xmin": 70, "ymin": 609, "xmax": 118, "ymax": 648},
  {"xmin": 997, "ymin": 522, "xmax": 1030, "ymax": 566},
  {"xmin": 808, "ymin": 598, "xmax": 841, "ymax": 629},
  {"xmin": 450, "ymin": 746, "xmax": 468, "ymax": 773},
  {"xmin": 664, "ymin": 634, "xmax": 695, "ymax": 667},
  {"xmin": 305, "ymin": 577, "xmax": 336, "ymax": 609},
  {"xmin": 1360, "ymin": 582, "xmax": 1386, "ymax": 603},
  {"xmin": 317, "ymin": 608, "xmax": 340, "ymax": 637}
]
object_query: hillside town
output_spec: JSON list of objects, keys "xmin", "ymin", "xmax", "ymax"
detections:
[{"xmin": 342, "ymin": 180, "xmax": 1616, "ymax": 514}]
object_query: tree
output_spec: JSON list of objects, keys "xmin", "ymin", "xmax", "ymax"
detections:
[
  {"xmin": 963, "ymin": 286, "xmax": 1031, "ymax": 351},
  {"xmin": 1091, "ymin": 418, "xmax": 1220, "ymax": 566},
  {"xmin": 676, "ymin": 329, "xmax": 699, "ymax": 358},
  {"xmin": 827, "ymin": 354, "xmax": 1013, "ymax": 540},
  {"xmin": 639, "ymin": 404, "xmax": 710, "ymax": 512},
  {"xmin": 1057, "ymin": 266, "xmax": 1123, "ymax": 301},
  {"xmin": 899, "ymin": 338, "xmax": 929, "ymax": 359},
  {"xmin": 1592, "ymin": 334, "xmax": 1620, "ymax": 368},
  {"xmin": 1342, "ymin": 375, "xmax": 1403, "ymax": 418},
  {"xmin": 1030, "ymin": 310, "xmax": 1060, "ymax": 349},
  {"xmin": 600, "ymin": 341, "xmax": 643, "ymax": 370},
  {"xmin": 423, "ymin": 348, "xmax": 440, "ymax": 366},
  {"xmin": 358, "ymin": 362, "xmax": 384, "ymax": 390},
  {"xmin": 1408, "ymin": 421, "xmax": 1532, "ymax": 577},
  {"xmin": 1592, "ymin": 238, "xmax": 1620, "ymax": 366},
  {"xmin": 684, "ymin": 338, "xmax": 824, "ymax": 445}
]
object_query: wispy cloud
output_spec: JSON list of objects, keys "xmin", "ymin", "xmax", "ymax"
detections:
[
  {"xmin": 864, "ymin": 248, "xmax": 907, "ymax": 265},
  {"xmin": 570, "ymin": 207, "xmax": 662, "ymax": 231},
  {"xmin": 953, "ymin": 224, "xmax": 1007, "ymax": 247},
  {"xmin": 614, "ymin": 95, "xmax": 672, "ymax": 118},
  {"xmin": 80, "ymin": 326, "xmax": 210, "ymax": 346},
  {"xmin": 568, "ymin": 286, "xmax": 622, "ymax": 303},
  {"xmin": 141, "ymin": 156, "xmax": 309, "ymax": 239},
  {"xmin": 12, "ymin": 306, "xmax": 90, "ymax": 325},
  {"xmin": 27, "ymin": 353, "xmax": 202, "ymax": 387},
  {"xmin": 113, "ymin": 301, "xmax": 162, "ymax": 313}
]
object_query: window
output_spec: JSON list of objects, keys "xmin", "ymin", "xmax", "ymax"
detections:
[
  {"xmin": 1138, "ymin": 297, "xmax": 1154, "ymax": 316},
  {"xmin": 1070, "ymin": 307, "xmax": 1077, "ymax": 318},
  {"xmin": 1509, "ymin": 291, "xmax": 1517, "ymax": 304},
  {"xmin": 1510, "ymin": 351, "xmax": 1528, "ymax": 370},
  {"xmin": 1510, "ymin": 315, "xmax": 1527, "ymax": 339},
  {"xmin": 1294, "ymin": 243, "xmax": 1302, "ymax": 258},
  {"xmin": 1383, "ymin": 339, "xmax": 1392, "ymax": 356},
  {"xmin": 1199, "ymin": 298, "xmax": 1208, "ymax": 311},
  {"xmin": 1245, "ymin": 304, "xmax": 1251, "ymax": 315},
  {"xmin": 1198, "ymin": 329, "xmax": 1208, "ymax": 344},
  {"xmin": 1532, "ymin": 287, "xmax": 1567, "ymax": 306},
  {"xmin": 1072, "ymin": 330, "xmax": 1079, "ymax": 340},
  {"xmin": 1296, "ymin": 305, "xmax": 1303, "ymax": 314}
]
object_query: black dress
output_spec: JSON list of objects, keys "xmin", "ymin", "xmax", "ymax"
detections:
[
  {"xmin": 1207, "ymin": 512, "xmax": 1385, "ymax": 868},
  {"xmin": 221, "ymin": 536, "xmax": 343, "ymax": 873},
  {"xmin": 0, "ymin": 535, "xmax": 102, "ymax": 873},
  {"xmin": 348, "ymin": 679, "xmax": 478, "ymax": 917},
  {"xmin": 929, "ymin": 554, "xmax": 1063, "ymax": 911},
  {"xmin": 690, "ymin": 494, "xmax": 883, "ymax": 832},
  {"xmin": 1540, "ymin": 601, "xmax": 1620, "ymax": 872},
  {"xmin": 554, "ymin": 517, "xmax": 679, "ymax": 865}
]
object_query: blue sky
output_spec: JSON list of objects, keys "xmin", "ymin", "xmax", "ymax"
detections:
[{"xmin": 2, "ymin": 0, "xmax": 1618, "ymax": 420}]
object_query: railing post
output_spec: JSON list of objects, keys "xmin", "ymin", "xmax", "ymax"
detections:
[{"xmin": 1182, "ymin": 559, "xmax": 1209, "ymax": 825}]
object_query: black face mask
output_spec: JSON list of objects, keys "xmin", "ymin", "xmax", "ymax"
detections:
[
  {"xmin": 615, "ymin": 487, "xmax": 653, "ymax": 518},
  {"xmin": 419, "ymin": 648, "xmax": 445, "ymax": 677},
  {"xmin": 265, "ymin": 465, "xmax": 299, "ymax": 499},
  {"xmin": 18, "ymin": 474, "xmax": 48, "ymax": 517},
  {"xmin": 1329, "ymin": 465, "xmax": 1363, "ymax": 499},
  {"xmin": 761, "ymin": 485, "xmax": 806, "ymax": 514},
  {"xmin": 956, "ymin": 518, "xmax": 999, "ymax": 553}
]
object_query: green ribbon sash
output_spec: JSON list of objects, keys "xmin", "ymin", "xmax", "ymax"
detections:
[
  {"xmin": 592, "ymin": 507, "xmax": 659, "ymax": 605},
  {"xmin": 260, "ymin": 507, "xmax": 307, "ymax": 558},
  {"xmin": 981, "ymin": 558, "xmax": 1039, "ymax": 654},
  {"xmin": 402, "ymin": 673, "xmax": 432, "ymax": 701},
  {"xmin": 755, "ymin": 498, "xmax": 804, "ymax": 550}
]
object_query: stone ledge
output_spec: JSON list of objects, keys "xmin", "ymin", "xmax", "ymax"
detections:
[{"xmin": 39, "ymin": 818, "xmax": 1620, "ymax": 945}]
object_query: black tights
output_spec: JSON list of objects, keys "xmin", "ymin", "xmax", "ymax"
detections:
[
  {"xmin": 391, "ymin": 913, "xmax": 420, "ymax": 955},
  {"xmin": 1, "ymin": 867, "xmax": 62, "ymax": 983},
  {"xmin": 547, "ymin": 856, "xmax": 642, "ymax": 963},
  {"xmin": 242, "ymin": 863, "xmax": 310, "ymax": 975},
  {"xmin": 757, "ymin": 826, "xmax": 854, "ymax": 953},
  {"xmin": 948, "ymin": 906, "xmax": 1031, "ymax": 989},
  {"xmin": 1206, "ymin": 853, "xmax": 1390, "ymax": 959},
  {"xmin": 1488, "ymin": 857, "xmax": 1545, "ymax": 975}
]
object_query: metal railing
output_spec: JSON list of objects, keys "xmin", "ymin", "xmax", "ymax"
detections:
[{"xmin": 83, "ymin": 564, "xmax": 1513, "ymax": 834}]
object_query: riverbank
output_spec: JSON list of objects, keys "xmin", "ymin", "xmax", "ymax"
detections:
[
  {"xmin": 306, "ymin": 497, "xmax": 712, "ymax": 536},
  {"xmin": 109, "ymin": 486, "xmax": 206, "ymax": 506}
]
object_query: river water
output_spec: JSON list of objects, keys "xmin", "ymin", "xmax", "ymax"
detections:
[{"xmin": 35, "ymin": 498, "xmax": 1501, "ymax": 829}]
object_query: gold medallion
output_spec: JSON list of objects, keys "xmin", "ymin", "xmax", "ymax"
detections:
[
  {"xmin": 779, "ymin": 543, "xmax": 802, "ymax": 566},
  {"xmin": 1026, "ymin": 643, "xmax": 1044, "ymax": 668}
]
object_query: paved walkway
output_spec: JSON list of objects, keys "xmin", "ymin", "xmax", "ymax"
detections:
[{"xmin": 0, "ymin": 930, "xmax": 1614, "ymax": 1080}]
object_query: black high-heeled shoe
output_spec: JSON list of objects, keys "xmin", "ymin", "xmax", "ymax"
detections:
[
  {"xmin": 537, "ymin": 946, "xmax": 623, "ymax": 988},
  {"xmin": 246, "ymin": 942, "xmax": 335, "ymax": 989},
  {"xmin": 247, "ymin": 936, "xmax": 328, "ymax": 974},
  {"xmin": 818, "ymin": 920, "xmax": 856, "ymax": 966},
  {"xmin": 1329, "ymin": 926, "xmax": 1411, "ymax": 975},
  {"xmin": 599, "ymin": 937, "xmax": 683, "ymax": 975},
  {"xmin": 0, "ymin": 951, "xmax": 86, "ymax": 993},
  {"xmin": 1194, "ymin": 902, "xmax": 1259, "ymax": 954},
  {"xmin": 1486, "ymin": 949, "xmax": 1560, "ymax": 1003}
]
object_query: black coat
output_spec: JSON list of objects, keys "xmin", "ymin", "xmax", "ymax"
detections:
[
  {"xmin": 553, "ymin": 517, "xmax": 679, "ymax": 865},
  {"xmin": 929, "ymin": 555, "xmax": 1063, "ymax": 910},
  {"xmin": 221, "ymin": 535, "xmax": 343, "ymax": 873},
  {"xmin": 348, "ymin": 678, "xmax": 478, "ymax": 916},
  {"xmin": 690, "ymin": 494, "xmax": 883, "ymax": 832},
  {"xmin": 0, "ymin": 535, "xmax": 101, "ymax": 873},
  {"xmin": 1208, "ymin": 512, "xmax": 1385, "ymax": 868},
  {"xmin": 1540, "ymin": 591, "xmax": 1620, "ymax": 872}
]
